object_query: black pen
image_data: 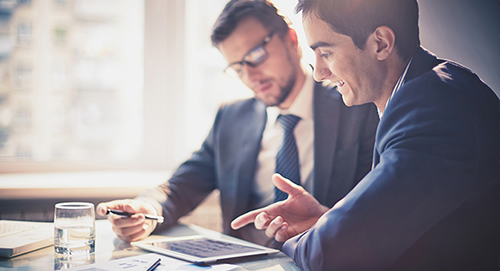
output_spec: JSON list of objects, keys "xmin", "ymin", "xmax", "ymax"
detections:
[
  {"xmin": 144, "ymin": 257, "xmax": 161, "ymax": 271},
  {"xmin": 106, "ymin": 209, "xmax": 164, "ymax": 223}
]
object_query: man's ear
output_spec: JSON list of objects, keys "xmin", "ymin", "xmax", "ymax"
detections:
[
  {"xmin": 286, "ymin": 27, "xmax": 299, "ymax": 49},
  {"xmin": 370, "ymin": 26, "xmax": 396, "ymax": 61}
]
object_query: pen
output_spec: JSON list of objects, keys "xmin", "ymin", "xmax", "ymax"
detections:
[
  {"xmin": 106, "ymin": 209, "xmax": 164, "ymax": 223},
  {"xmin": 144, "ymin": 257, "xmax": 161, "ymax": 271}
]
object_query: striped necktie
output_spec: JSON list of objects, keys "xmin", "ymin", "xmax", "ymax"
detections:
[{"xmin": 274, "ymin": 114, "xmax": 301, "ymax": 202}]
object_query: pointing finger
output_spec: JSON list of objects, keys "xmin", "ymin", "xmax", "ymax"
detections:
[{"xmin": 231, "ymin": 208, "xmax": 264, "ymax": 230}]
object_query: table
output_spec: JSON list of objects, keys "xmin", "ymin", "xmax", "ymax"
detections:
[{"xmin": 0, "ymin": 220, "xmax": 300, "ymax": 270}]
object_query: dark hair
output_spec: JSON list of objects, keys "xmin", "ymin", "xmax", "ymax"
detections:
[
  {"xmin": 295, "ymin": 0, "xmax": 420, "ymax": 61},
  {"xmin": 211, "ymin": 0, "xmax": 290, "ymax": 47}
]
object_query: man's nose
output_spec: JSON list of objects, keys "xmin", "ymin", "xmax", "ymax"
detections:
[
  {"xmin": 313, "ymin": 57, "xmax": 332, "ymax": 82},
  {"xmin": 313, "ymin": 66, "xmax": 333, "ymax": 82}
]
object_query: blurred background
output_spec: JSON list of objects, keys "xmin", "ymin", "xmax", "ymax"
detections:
[
  {"xmin": 0, "ymin": 0, "xmax": 498, "ymax": 173},
  {"xmin": 0, "ymin": 0, "xmax": 498, "ymax": 226}
]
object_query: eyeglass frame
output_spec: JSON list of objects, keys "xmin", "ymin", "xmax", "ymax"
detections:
[{"xmin": 223, "ymin": 30, "xmax": 276, "ymax": 76}]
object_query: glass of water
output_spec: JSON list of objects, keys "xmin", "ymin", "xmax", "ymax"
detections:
[{"xmin": 54, "ymin": 202, "xmax": 96, "ymax": 255}]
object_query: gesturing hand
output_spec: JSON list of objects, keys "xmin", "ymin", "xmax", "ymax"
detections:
[{"xmin": 231, "ymin": 174, "xmax": 329, "ymax": 242}]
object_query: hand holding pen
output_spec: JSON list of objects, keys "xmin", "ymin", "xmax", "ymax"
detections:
[{"xmin": 96, "ymin": 200, "xmax": 164, "ymax": 242}]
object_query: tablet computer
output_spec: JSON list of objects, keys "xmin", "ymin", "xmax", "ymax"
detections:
[{"xmin": 132, "ymin": 235, "xmax": 279, "ymax": 264}]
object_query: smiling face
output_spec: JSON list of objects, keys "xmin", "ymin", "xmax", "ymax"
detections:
[
  {"xmin": 303, "ymin": 14, "xmax": 390, "ymax": 108},
  {"xmin": 218, "ymin": 16, "xmax": 305, "ymax": 109}
]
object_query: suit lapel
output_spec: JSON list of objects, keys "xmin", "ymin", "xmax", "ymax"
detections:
[
  {"xmin": 312, "ymin": 82, "xmax": 341, "ymax": 204},
  {"xmin": 231, "ymin": 100, "xmax": 267, "ymax": 218}
]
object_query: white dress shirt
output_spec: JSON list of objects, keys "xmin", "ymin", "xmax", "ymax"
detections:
[{"xmin": 253, "ymin": 69, "xmax": 315, "ymax": 208}]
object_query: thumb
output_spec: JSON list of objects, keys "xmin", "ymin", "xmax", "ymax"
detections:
[
  {"xmin": 96, "ymin": 203, "xmax": 109, "ymax": 216},
  {"xmin": 123, "ymin": 203, "xmax": 140, "ymax": 214},
  {"xmin": 273, "ymin": 173, "xmax": 304, "ymax": 197}
]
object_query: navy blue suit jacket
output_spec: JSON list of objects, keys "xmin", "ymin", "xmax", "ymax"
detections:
[
  {"xmin": 139, "ymin": 81, "xmax": 379, "ymax": 245},
  {"xmin": 282, "ymin": 48, "xmax": 500, "ymax": 270}
]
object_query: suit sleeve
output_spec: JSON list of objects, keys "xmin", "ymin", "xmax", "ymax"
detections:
[
  {"xmin": 136, "ymin": 105, "xmax": 225, "ymax": 231},
  {"xmin": 282, "ymin": 74, "xmax": 498, "ymax": 270}
]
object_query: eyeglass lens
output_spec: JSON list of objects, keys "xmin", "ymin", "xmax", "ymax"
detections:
[
  {"xmin": 225, "ymin": 31, "xmax": 274, "ymax": 75},
  {"xmin": 227, "ymin": 47, "xmax": 267, "ymax": 74}
]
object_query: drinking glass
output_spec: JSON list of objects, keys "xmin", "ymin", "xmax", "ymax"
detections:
[{"xmin": 54, "ymin": 202, "xmax": 96, "ymax": 255}]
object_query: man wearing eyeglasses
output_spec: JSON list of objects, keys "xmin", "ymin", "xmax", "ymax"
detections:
[{"xmin": 97, "ymin": 0, "xmax": 378, "ymax": 247}]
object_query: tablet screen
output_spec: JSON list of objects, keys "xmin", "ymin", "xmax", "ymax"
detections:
[{"xmin": 144, "ymin": 237, "xmax": 263, "ymax": 258}]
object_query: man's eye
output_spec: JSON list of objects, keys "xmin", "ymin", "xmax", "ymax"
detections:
[{"xmin": 320, "ymin": 52, "xmax": 332, "ymax": 58}]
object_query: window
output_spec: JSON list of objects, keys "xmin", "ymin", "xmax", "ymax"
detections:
[{"xmin": 0, "ymin": 0, "xmax": 144, "ymax": 171}]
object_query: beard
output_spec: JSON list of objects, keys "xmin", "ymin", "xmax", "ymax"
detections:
[
  {"xmin": 260, "ymin": 50, "xmax": 297, "ymax": 107},
  {"xmin": 265, "ymin": 75, "xmax": 295, "ymax": 107}
]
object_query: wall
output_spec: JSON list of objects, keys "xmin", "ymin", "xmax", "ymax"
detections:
[{"xmin": 419, "ymin": 0, "xmax": 499, "ymax": 96}]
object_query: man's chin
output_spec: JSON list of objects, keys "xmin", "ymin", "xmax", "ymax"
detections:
[
  {"xmin": 341, "ymin": 96, "xmax": 372, "ymax": 108},
  {"xmin": 256, "ymin": 95, "xmax": 281, "ymax": 107},
  {"xmin": 341, "ymin": 95, "xmax": 356, "ymax": 107}
]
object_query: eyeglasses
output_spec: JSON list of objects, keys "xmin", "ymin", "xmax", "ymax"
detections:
[{"xmin": 224, "ymin": 31, "xmax": 275, "ymax": 76}]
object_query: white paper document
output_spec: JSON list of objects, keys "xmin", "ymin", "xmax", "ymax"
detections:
[{"xmin": 65, "ymin": 253, "xmax": 240, "ymax": 271}]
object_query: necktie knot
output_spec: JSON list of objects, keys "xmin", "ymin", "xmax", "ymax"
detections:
[{"xmin": 277, "ymin": 114, "xmax": 301, "ymax": 133}]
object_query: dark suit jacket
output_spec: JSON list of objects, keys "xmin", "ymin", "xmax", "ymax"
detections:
[
  {"xmin": 139, "ymin": 81, "xmax": 379, "ymax": 245},
  {"xmin": 282, "ymin": 47, "xmax": 500, "ymax": 270}
]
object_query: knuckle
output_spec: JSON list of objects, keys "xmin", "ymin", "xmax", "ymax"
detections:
[{"xmin": 255, "ymin": 220, "xmax": 265, "ymax": 229}]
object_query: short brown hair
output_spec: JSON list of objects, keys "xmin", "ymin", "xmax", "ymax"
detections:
[
  {"xmin": 296, "ymin": 0, "xmax": 420, "ymax": 61},
  {"xmin": 211, "ymin": 0, "xmax": 290, "ymax": 47}
]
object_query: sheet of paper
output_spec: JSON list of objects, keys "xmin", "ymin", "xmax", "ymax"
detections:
[{"xmin": 65, "ymin": 253, "xmax": 240, "ymax": 271}]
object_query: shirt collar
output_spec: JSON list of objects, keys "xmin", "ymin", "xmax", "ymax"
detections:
[
  {"xmin": 378, "ymin": 58, "xmax": 413, "ymax": 118},
  {"xmin": 267, "ymin": 67, "xmax": 314, "ymax": 125}
]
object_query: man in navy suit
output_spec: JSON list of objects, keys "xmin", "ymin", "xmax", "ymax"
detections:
[
  {"xmin": 96, "ymin": 0, "xmax": 378, "ymax": 247},
  {"xmin": 232, "ymin": 0, "xmax": 500, "ymax": 269}
]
